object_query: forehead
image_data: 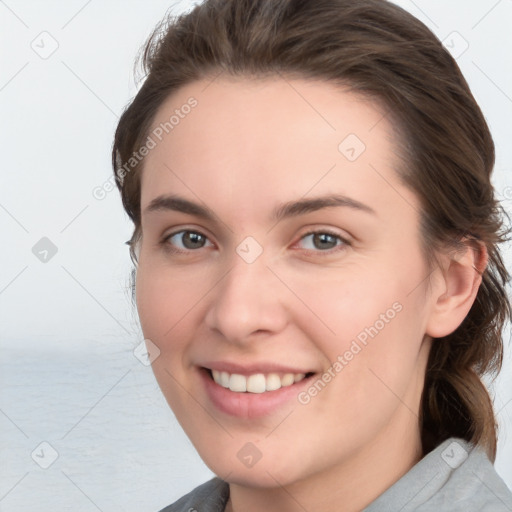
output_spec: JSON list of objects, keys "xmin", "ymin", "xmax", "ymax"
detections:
[
  {"xmin": 140, "ymin": 75, "xmax": 415, "ymax": 221},
  {"xmin": 146, "ymin": 74, "xmax": 394, "ymax": 159}
]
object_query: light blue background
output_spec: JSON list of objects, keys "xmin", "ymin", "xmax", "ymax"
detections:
[{"xmin": 1, "ymin": 1, "xmax": 511, "ymax": 510}]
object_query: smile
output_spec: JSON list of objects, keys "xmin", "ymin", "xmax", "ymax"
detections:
[{"xmin": 210, "ymin": 369, "xmax": 313, "ymax": 393}]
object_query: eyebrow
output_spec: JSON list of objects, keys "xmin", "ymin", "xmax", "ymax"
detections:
[
  {"xmin": 272, "ymin": 194, "xmax": 376, "ymax": 221},
  {"xmin": 144, "ymin": 195, "xmax": 216, "ymax": 221},
  {"xmin": 143, "ymin": 193, "xmax": 376, "ymax": 222}
]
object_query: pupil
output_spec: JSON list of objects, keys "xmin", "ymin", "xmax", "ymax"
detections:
[
  {"xmin": 183, "ymin": 232, "xmax": 205, "ymax": 249},
  {"xmin": 313, "ymin": 233, "xmax": 337, "ymax": 249}
]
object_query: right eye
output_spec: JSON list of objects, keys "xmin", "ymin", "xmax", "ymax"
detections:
[{"xmin": 163, "ymin": 230, "xmax": 214, "ymax": 252}]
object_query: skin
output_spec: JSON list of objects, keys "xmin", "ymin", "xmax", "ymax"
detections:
[{"xmin": 135, "ymin": 75, "xmax": 485, "ymax": 512}]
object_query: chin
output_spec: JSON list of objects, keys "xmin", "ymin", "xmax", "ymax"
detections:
[
  {"xmin": 219, "ymin": 467, "xmax": 299, "ymax": 489},
  {"xmin": 198, "ymin": 445, "xmax": 309, "ymax": 489}
]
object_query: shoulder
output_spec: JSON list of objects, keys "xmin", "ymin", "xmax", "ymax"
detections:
[
  {"xmin": 365, "ymin": 438, "xmax": 512, "ymax": 512},
  {"xmin": 157, "ymin": 477, "xmax": 229, "ymax": 512},
  {"xmin": 425, "ymin": 439, "xmax": 512, "ymax": 511}
]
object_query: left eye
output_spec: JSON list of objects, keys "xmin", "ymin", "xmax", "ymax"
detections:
[
  {"xmin": 297, "ymin": 232, "xmax": 347, "ymax": 251},
  {"xmin": 166, "ymin": 230, "xmax": 213, "ymax": 250}
]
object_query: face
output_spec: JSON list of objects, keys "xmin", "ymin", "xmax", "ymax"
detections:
[{"xmin": 135, "ymin": 75, "xmax": 436, "ymax": 488}]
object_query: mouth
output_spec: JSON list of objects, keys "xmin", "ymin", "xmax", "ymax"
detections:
[
  {"xmin": 198, "ymin": 365, "xmax": 318, "ymax": 418},
  {"xmin": 202, "ymin": 367, "xmax": 316, "ymax": 394}
]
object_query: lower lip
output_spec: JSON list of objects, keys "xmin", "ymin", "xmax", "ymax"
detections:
[{"xmin": 199, "ymin": 368, "xmax": 315, "ymax": 419}]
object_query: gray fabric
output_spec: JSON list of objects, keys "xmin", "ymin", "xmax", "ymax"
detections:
[
  {"xmin": 158, "ymin": 477, "xmax": 229, "ymax": 512},
  {"xmin": 364, "ymin": 437, "xmax": 512, "ymax": 511},
  {"xmin": 158, "ymin": 437, "xmax": 512, "ymax": 511}
]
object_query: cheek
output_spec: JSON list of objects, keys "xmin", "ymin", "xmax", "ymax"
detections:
[
  {"xmin": 284, "ymin": 263, "xmax": 408, "ymax": 348},
  {"xmin": 287, "ymin": 255, "xmax": 428, "ymax": 393},
  {"xmin": 134, "ymin": 263, "xmax": 209, "ymax": 414},
  {"xmin": 135, "ymin": 260, "xmax": 211, "ymax": 342}
]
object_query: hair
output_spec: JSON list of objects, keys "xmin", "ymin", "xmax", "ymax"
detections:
[{"xmin": 112, "ymin": 0, "xmax": 511, "ymax": 461}]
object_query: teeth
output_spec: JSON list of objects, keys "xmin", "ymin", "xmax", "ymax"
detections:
[
  {"xmin": 210, "ymin": 370, "xmax": 308, "ymax": 393},
  {"xmin": 247, "ymin": 374, "xmax": 266, "ymax": 393},
  {"xmin": 266, "ymin": 373, "xmax": 282, "ymax": 391},
  {"xmin": 220, "ymin": 371, "xmax": 230, "ymax": 387},
  {"xmin": 281, "ymin": 373, "xmax": 295, "ymax": 386},
  {"xmin": 229, "ymin": 373, "xmax": 247, "ymax": 392}
]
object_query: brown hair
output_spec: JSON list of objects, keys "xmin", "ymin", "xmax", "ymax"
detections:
[{"xmin": 112, "ymin": 0, "xmax": 511, "ymax": 460}]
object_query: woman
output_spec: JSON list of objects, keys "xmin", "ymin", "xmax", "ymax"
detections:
[{"xmin": 112, "ymin": 0, "xmax": 512, "ymax": 510}]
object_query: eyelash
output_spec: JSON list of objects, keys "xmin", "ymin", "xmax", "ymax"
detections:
[{"xmin": 160, "ymin": 228, "xmax": 351, "ymax": 255}]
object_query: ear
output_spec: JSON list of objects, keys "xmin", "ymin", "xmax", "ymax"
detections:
[{"xmin": 425, "ymin": 239, "xmax": 488, "ymax": 338}]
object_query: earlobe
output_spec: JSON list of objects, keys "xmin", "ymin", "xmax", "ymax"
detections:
[{"xmin": 425, "ymin": 239, "xmax": 488, "ymax": 339}]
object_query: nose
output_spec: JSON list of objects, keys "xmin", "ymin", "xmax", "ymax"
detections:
[{"xmin": 204, "ymin": 257, "xmax": 289, "ymax": 345}]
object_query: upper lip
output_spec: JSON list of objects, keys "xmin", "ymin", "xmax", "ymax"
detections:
[{"xmin": 199, "ymin": 361, "xmax": 316, "ymax": 375}]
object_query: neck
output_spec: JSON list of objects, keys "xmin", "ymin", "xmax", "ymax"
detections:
[{"xmin": 226, "ymin": 415, "xmax": 423, "ymax": 512}]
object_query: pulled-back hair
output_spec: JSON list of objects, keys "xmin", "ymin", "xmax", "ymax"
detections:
[{"xmin": 112, "ymin": 0, "xmax": 511, "ymax": 460}]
